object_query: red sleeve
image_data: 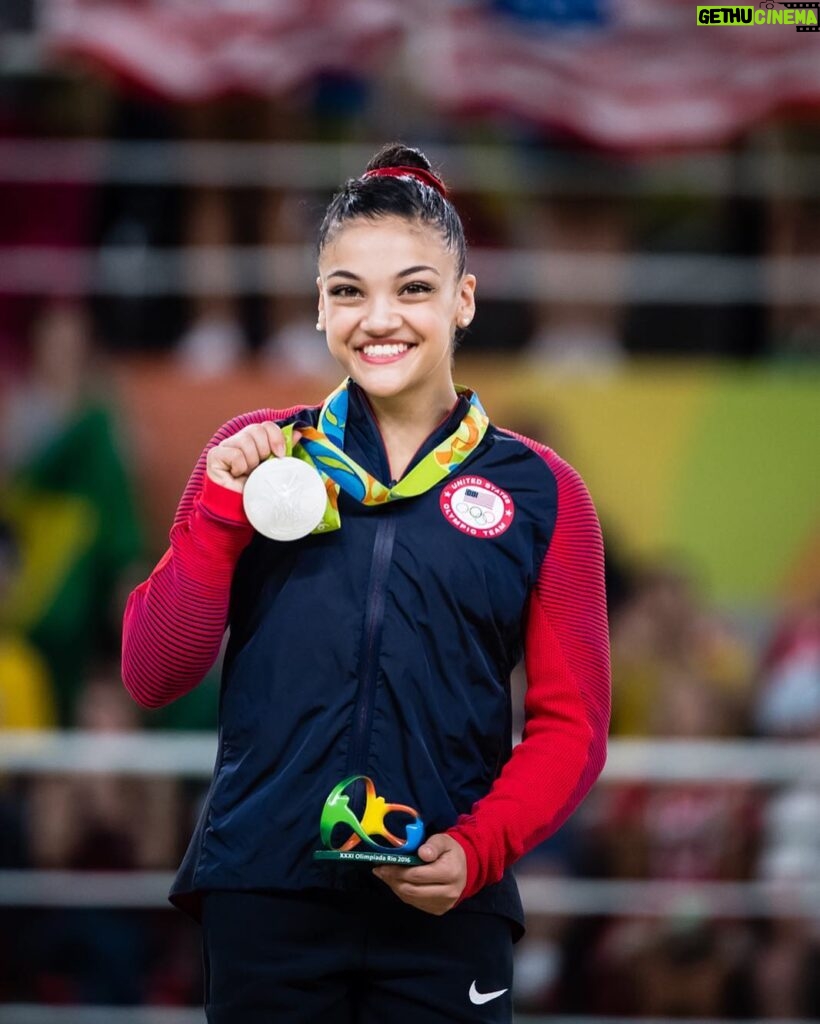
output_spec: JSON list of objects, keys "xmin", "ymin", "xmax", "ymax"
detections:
[
  {"xmin": 447, "ymin": 441, "xmax": 611, "ymax": 901},
  {"xmin": 121, "ymin": 406, "xmax": 309, "ymax": 709}
]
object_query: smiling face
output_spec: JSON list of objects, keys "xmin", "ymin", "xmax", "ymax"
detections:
[{"xmin": 317, "ymin": 216, "xmax": 476, "ymax": 408}]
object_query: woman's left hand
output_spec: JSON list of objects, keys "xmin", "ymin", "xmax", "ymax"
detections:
[{"xmin": 372, "ymin": 833, "xmax": 467, "ymax": 915}]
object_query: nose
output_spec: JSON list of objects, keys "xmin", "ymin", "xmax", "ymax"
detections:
[{"xmin": 360, "ymin": 295, "xmax": 402, "ymax": 335}]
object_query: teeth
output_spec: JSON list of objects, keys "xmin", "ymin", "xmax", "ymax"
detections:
[{"xmin": 361, "ymin": 343, "xmax": 410, "ymax": 358}]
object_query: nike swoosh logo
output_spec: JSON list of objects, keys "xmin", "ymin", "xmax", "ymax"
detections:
[{"xmin": 469, "ymin": 980, "xmax": 509, "ymax": 1005}]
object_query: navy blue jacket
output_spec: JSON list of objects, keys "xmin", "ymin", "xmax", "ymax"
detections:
[{"xmin": 123, "ymin": 380, "xmax": 611, "ymax": 941}]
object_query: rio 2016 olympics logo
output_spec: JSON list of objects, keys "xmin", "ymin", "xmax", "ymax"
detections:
[{"xmin": 317, "ymin": 775, "xmax": 425, "ymax": 856}]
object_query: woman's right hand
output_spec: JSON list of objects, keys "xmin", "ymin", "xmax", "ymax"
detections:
[{"xmin": 206, "ymin": 422, "xmax": 302, "ymax": 493}]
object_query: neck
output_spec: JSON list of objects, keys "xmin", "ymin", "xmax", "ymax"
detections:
[
  {"xmin": 356, "ymin": 378, "xmax": 461, "ymax": 482},
  {"xmin": 362, "ymin": 380, "xmax": 460, "ymax": 438}
]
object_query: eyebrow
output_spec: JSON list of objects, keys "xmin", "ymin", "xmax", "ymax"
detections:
[{"xmin": 326, "ymin": 265, "xmax": 441, "ymax": 281}]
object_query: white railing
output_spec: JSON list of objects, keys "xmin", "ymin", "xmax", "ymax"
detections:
[
  {"xmin": 0, "ymin": 247, "xmax": 816, "ymax": 304},
  {"xmin": 0, "ymin": 871, "xmax": 817, "ymax": 918},
  {"xmin": 1, "ymin": 140, "xmax": 819, "ymax": 197},
  {"xmin": 2, "ymin": 140, "xmax": 816, "ymax": 304},
  {"xmin": 0, "ymin": 730, "xmax": 219, "ymax": 778},
  {"xmin": 2, "ymin": 732, "xmax": 818, "ymax": 783},
  {"xmin": 1, "ymin": 732, "xmax": 818, "ymax": 916}
]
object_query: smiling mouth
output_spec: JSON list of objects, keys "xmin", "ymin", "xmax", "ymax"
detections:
[{"xmin": 357, "ymin": 342, "xmax": 416, "ymax": 361}]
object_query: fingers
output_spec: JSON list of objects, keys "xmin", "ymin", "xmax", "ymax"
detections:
[
  {"xmin": 395, "ymin": 882, "xmax": 457, "ymax": 903},
  {"xmin": 220, "ymin": 435, "xmax": 267, "ymax": 476},
  {"xmin": 381, "ymin": 875, "xmax": 459, "ymax": 898},
  {"xmin": 374, "ymin": 875, "xmax": 461, "ymax": 915},
  {"xmin": 373, "ymin": 838, "xmax": 464, "ymax": 888},
  {"xmin": 243, "ymin": 421, "xmax": 287, "ymax": 461},
  {"xmin": 375, "ymin": 862, "xmax": 453, "ymax": 886},
  {"xmin": 371, "ymin": 836, "xmax": 467, "ymax": 915},
  {"xmin": 206, "ymin": 421, "xmax": 291, "ymax": 490}
]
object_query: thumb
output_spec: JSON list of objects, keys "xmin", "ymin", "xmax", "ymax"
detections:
[{"xmin": 417, "ymin": 833, "xmax": 451, "ymax": 862}]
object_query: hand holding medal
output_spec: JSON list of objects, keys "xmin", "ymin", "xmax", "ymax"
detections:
[{"xmin": 206, "ymin": 421, "xmax": 327, "ymax": 541}]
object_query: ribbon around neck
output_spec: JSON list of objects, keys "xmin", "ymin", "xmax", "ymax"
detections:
[{"xmin": 278, "ymin": 378, "xmax": 488, "ymax": 535}]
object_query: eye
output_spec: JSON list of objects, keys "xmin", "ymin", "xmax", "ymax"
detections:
[
  {"xmin": 401, "ymin": 281, "xmax": 434, "ymax": 295},
  {"xmin": 329, "ymin": 285, "xmax": 362, "ymax": 298}
]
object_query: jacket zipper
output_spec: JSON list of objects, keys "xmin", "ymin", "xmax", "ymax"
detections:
[{"xmin": 346, "ymin": 510, "xmax": 396, "ymax": 778}]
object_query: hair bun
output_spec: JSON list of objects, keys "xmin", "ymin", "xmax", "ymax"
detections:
[
  {"xmin": 365, "ymin": 143, "xmax": 433, "ymax": 175},
  {"xmin": 363, "ymin": 143, "xmax": 447, "ymax": 197}
]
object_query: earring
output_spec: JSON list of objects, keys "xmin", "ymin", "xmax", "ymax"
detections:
[
  {"xmin": 460, "ymin": 316, "xmax": 471, "ymax": 327},
  {"xmin": 316, "ymin": 321, "xmax": 324, "ymax": 331}
]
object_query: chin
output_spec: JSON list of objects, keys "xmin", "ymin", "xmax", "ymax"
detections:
[{"xmin": 353, "ymin": 366, "xmax": 418, "ymax": 397}]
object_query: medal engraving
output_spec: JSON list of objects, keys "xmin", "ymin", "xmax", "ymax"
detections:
[{"xmin": 243, "ymin": 457, "xmax": 327, "ymax": 541}]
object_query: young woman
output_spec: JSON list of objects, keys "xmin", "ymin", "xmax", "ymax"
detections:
[{"xmin": 122, "ymin": 143, "xmax": 611, "ymax": 1024}]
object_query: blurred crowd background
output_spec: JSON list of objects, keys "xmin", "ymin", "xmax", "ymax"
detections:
[{"xmin": 0, "ymin": 0, "xmax": 819, "ymax": 1019}]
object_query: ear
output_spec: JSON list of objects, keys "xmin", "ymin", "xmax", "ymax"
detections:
[
  {"xmin": 316, "ymin": 275, "xmax": 325, "ymax": 327},
  {"xmin": 456, "ymin": 273, "xmax": 477, "ymax": 328}
]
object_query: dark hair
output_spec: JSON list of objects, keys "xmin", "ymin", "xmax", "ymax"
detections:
[{"xmin": 317, "ymin": 143, "xmax": 467, "ymax": 278}]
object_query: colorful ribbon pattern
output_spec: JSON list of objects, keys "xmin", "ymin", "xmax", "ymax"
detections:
[{"xmin": 280, "ymin": 377, "xmax": 488, "ymax": 534}]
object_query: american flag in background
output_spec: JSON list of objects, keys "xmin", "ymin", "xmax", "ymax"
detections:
[
  {"xmin": 39, "ymin": 0, "xmax": 820, "ymax": 149},
  {"xmin": 409, "ymin": 0, "xmax": 820, "ymax": 150},
  {"xmin": 40, "ymin": 0, "xmax": 404, "ymax": 102}
]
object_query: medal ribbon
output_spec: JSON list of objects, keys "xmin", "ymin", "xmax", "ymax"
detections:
[{"xmin": 279, "ymin": 378, "xmax": 488, "ymax": 534}]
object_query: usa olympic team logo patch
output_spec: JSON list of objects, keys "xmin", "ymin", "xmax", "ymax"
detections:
[{"xmin": 440, "ymin": 476, "xmax": 515, "ymax": 538}]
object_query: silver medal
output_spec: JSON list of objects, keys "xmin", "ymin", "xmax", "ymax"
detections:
[{"xmin": 243, "ymin": 456, "xmax": 328, "ymax": 541}]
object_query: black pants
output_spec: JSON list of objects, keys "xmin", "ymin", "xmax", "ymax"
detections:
[{"xmin": 201, "ymin": 885, "xmax": 514, "ymax": 1023}]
